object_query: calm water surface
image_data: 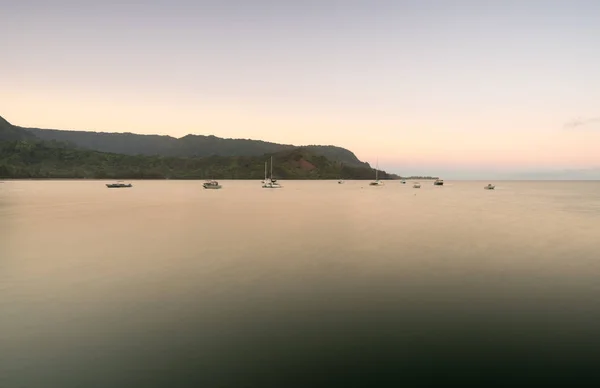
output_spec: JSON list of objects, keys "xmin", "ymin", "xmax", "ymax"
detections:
[{"xmin": 1, "ymin": 180, "xmax": 599, "ymax": 387}]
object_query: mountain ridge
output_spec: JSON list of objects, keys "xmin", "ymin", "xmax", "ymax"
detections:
[
  {"xmin": 0, "ymin": 114, "xmax": 396, "ymax": 180},
  {"xmin": 0, "ymin": 115, "xmax": 37, "ymax": 141},
  {"xmin": 21, "ymin": 121, "xmax": 370, "ymax": 168}
]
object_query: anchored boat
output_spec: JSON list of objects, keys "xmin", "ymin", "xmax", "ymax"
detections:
[
  {"xmin": 203, "ymin": 180, "xmax": 222, "ymax": 189},
  {"xmin": 106, "ymin": 181, "xmax": 132, "ymax": 188},
  {"xmin": 262, "ymin": 156, "xmax": 282, "ymax": 189},
  {"xmin": 369, "ymin": 158, "xmax": 384, "ymax": 186}
]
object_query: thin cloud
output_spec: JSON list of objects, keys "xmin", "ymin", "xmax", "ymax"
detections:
[{"xmin": 564, "ymin": 117, "xmax": 600, "ymax": 129}]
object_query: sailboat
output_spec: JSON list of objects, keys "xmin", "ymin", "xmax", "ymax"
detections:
[
  {"xmin": 262, "ymin": 156, "xmax": 282, "ymax": 189},
  {"xmin": 261, "ymin": 161, "xmax": 268, "ymax": 184},
  {"xmin": 369, "ymin": 159, "xmax": 384, "ymax": 186}
]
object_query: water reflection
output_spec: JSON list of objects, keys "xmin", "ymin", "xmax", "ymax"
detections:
[{"xmin": 1, "ymin": 180, "xmax": 600, "ymax": 387}]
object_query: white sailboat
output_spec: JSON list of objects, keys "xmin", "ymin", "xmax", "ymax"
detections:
[
  {"xmin": 369, "ymin": 158, "xmax": 384, "ymax": 186},
  {"xmin": 261, "ymin": 161, "xmax": 268, "ymax": 184},
  {"xmin": 338, "ymin": 162, "xmax": 345, "ymax": 184},
  {"xmin": 262, "ymin": 156, "xmax": 282, "ymax": 189}
]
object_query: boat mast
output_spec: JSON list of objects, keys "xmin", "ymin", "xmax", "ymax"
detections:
[
  {"xmin": 270, "ymin": 156, "xmax": 273, "ymax": 180},
  {"xmin": 375, "ymin": 158, "xmax": 379, "ymax": 181},
  {"xmin": 264, "ymin": 161, "xmax": 267, "ymax": 181}
]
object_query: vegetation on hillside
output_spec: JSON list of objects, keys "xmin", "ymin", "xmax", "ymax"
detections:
[
  {"xmin": 1, "ymin": 114, "xmax": 401, "ymax": 180},
  {"xmin": 23, "ymin": 126, "xmax": 370, "ymax": 168},
  {"xmin": 0, "ymin": 116, "xmax": 37, "ymax": 141},
  {"xmin": 0, "ymin": 140, "xmax": 390, "ymax": 180}
]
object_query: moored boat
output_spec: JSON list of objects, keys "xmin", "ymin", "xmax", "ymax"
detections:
[
  {"xmin": 369, "ymin": 158, "xmax": 384, "ymax": 186},
  {"xmin": 203, "ymin": 180, "xmax": 222, "ymax": 189},
  {"xmin": 484, "ymin": 184, "xmax": 495, "ymax": 190},
  {"xmin": 433, "ymin": 179, "xmax": 444, "ymax": 186},
  {"xmin": 106, "ymin": 181, "xmax": 132, "ymax": 188},
  {"xmin": 262, "ymin": 156, "xmax": 282, "ymax": 188},
  {"xmin": 263, "ymin": 181, "xmax": 281, "ymax": 189}
]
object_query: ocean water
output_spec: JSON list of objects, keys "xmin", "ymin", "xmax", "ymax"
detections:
[{"xmin": 1, "ymin": 180, "xmax": 599, "ymax": 387}]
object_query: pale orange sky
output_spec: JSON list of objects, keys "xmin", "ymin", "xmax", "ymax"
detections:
[{"xmin": 2, "ymin": 0, "xmax": 600, "ymax": 177}]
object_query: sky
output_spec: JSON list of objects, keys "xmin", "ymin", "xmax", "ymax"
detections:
[{"xmin": 1, "ymin": 0, "xmax": 600, "ymax": 178}]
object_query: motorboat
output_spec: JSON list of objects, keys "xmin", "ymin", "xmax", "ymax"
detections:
[
  {"xmin": 413, "ymin": 183, "xmax": 421, "ymax": 188},
  {"xmin": 106, "ymin": 181, "xmax": 132, "ymax": 188},
  {"xmin": 484, "ymin": 184, "xmax": 495, "ymax": 190},
  {"xmin": 433, "ymin": 179, "xmax": 444, "ymax": 186},
  {"xmin": 203, "ymin": 180, "xmax": 222, "ymax": 189}
]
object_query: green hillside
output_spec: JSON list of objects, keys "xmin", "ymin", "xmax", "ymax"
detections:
[
  {"xmin": 0, "ymin": 140, "xmax": 388, "ymax": 180},
  {"xmin": 1, "ymin": 114, "xmax": 396, "ymax": 180},
  {"xmin": 24, "ymin": 126, "xmax": 370, "ymax": 168},
  {"xmin": 0, "ymin": 116, "xmax": 37, "ymax": 141}
]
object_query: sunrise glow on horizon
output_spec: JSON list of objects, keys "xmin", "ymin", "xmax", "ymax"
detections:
[{"xmin": 2, "ymin": 0, "xmax": 600, "ymax": 178}]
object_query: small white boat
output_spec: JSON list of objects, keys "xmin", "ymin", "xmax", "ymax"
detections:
[
  {"xmin": 484, "ymin": 184, "xmax": 495, "ymax": 190},
  {"xmin": 338, "ymin": 179, "xmax": 345, "ymax": 184},
  {"xmin": 433, "ymin": 179, "xmax": 444, "ymax": 186},
  {"xmin": 263, "ymin": 181, "xmax": 282, "ymax": 189},
  {"xmin": 203, "ymin": 180, "xmax": 222, "ymax": 189},
  {"xmin": 413, "ymin": 183, "xmax": 421, "ymax": 188},
  {"xmin": 401, "ymin": 180, "xmax": 407, "ymax": 184}
]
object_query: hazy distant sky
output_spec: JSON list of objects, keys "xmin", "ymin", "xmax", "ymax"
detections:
[{"xmin": 2, "ymin": 0, "xmax": 599, "ymax": 177}]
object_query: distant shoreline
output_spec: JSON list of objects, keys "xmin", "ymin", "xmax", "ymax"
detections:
[
  {"xmin": 1, "ymin": 178, "xmax": 419, "ymax": 181},
  {"xmin": 1, "ymin": 178, "xmax": 394, "ymax": 181},
  {"xmin": 3, "ymin": 178, "xmax": 598, "ymax": 182}
]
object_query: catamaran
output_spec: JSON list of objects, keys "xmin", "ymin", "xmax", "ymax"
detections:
[{"xmin": 262, "ymin": 156, "xmax": 281, "ymax": 189}]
